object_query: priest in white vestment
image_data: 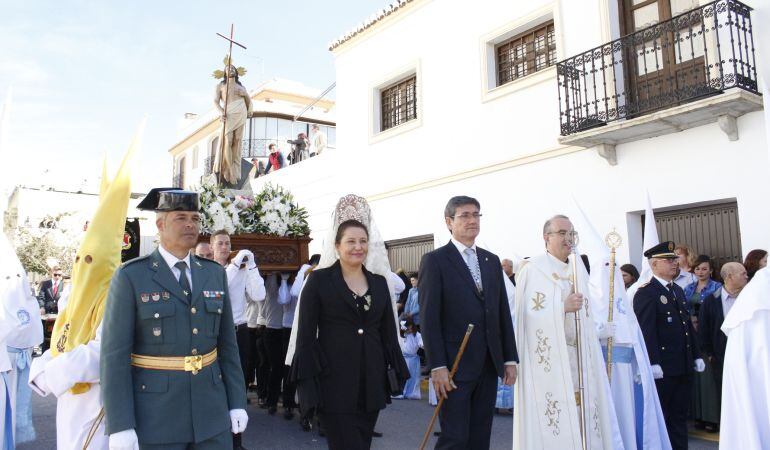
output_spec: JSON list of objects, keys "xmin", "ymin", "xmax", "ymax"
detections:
[
  {"xmin": 719, "ymin": 266, "xmax": 770, "ymax": 449},
  {"xmin": 514, "ymin": 215, "xmax": 623, "ymax": 450}
]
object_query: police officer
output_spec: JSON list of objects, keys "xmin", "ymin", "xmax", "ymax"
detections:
[
  {"xmin": 633, "ymin": 241, "xmax": 705, "ymax": 450},
  {"xmin": 101, "ymin": 188, "xmax": 248, "ymax": 449}
]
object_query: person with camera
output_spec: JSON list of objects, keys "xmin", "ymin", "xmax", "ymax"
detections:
[{"xmin": 211, "ymin": 230, "xmax": 266, "ymax": 450}]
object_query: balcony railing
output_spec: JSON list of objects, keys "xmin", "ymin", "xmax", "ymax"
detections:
[
  {"xmin": 203, "ymin": 156, "xmax": 215, "ymax": 176},
  {"xmin": 557, "ymin": 0, "xmax": 758, "ymax": 136},
  {"xmin": 241, "ymin": 139, "xmax": 277, "ymax": 159}
]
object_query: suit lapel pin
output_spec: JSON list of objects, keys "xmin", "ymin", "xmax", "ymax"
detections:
[
  {"xmin": 659, "ymin": 295, "xmax": 668, "ymax": 304},
  {"xmin": 152, "ymin": 261, "xmax": 159, "ymax": 268},
  {"xmin": 195, "ymin": 260, "xmax": 202, "ymax": 267}
]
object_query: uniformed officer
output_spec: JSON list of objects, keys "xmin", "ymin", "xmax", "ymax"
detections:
[
  {"xmin": 100, "ymin": 188, "xmax": 248, "ymax": 450},
  {"xmin": 633, "ymin": 241, "xmax": 705, "ymax": 450}
]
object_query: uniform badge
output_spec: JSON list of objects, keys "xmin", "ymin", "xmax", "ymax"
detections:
[
  {"xmin": 162, "ymin": 291, "xmax": 170, "ymax": 300},
  {"xmin": 152, "ymin": 292, "xmax": 161, "ymax": 302},
  {"xmin": 16, "ymin": 309, "xmax": 30, "ymax": 325},
  {"xmin": 141, "ymin": 293, "xmax": 150, "ymax": 303},
  {"xmin": 153, "ymin": 327, "xmax": 162, "ymax": 336},
  {"xmin": 660, "ymin": 295, "xmax": 668, "ymax": 304}
]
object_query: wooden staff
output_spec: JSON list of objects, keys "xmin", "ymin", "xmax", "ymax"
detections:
[
  {"xmin": 604, "ymin": 230, "xmax": 622, "ymax": 381},
  {"xmin": 418, "ymin": 324, "xmax": 475, "ymax": 450},
  {"xmin": 570, "ymin": 238, "xmax": 588, "ymax": 450}
]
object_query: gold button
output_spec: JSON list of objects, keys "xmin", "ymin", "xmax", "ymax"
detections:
[
  {"xmin": 191, "ymin": 348, "xmax": 198, "ymax": 355},
  {"xmin": 192, "ymin": 328, "xmax": 199, "ymax": 335},
  {"xmin": 357, "ymin": 329, "xmax": 364, "ymax": 335},
  {"xmin": 154, "ymin": 313, "xmax": 160, "ymax": 319},
  {"xmin": 191, "ymin": 307, "xmax": 197, "ymax": 314}
]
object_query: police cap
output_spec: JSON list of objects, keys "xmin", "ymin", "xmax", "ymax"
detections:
[{"xmin": 643, "ymin": 241, "xmax": 677, "ymax": 259}]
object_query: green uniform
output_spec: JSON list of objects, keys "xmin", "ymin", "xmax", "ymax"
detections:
[{"xmin": 100, "ymin": 249, "xmax": 246, "ymax": 446}]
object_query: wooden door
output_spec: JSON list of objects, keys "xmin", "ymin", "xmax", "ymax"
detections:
[{"xmin": 622, "ymin": 0, "xmax": 713, "ymax": 115}]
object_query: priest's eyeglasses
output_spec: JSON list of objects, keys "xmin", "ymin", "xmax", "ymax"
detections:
[
  {"xmin": 547, "ymin": 230, "xmax": 578, "ymax": 239},
  {"xmin": 451, "ymin": 213, "xmax": 483, "ymax": 220}
]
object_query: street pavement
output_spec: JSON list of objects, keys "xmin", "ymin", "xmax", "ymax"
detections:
[{"xmin": 19, "ymin": 389, "xmax": 719, "ymax": 449}]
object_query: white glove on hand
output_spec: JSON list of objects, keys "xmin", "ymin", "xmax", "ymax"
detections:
[
  {"xmin": 234, "ymin": 250, "xmax": 256, "ymax": 269},
  {"xmin": 694, "ymin": 358, "xmax": 706, "ymax": 372},
  {"xmin": 109, "ymin": 429, "xmax": 139, "ymax": 450},
  {"xmin": 230, "ymin": 408, "xmax": 248, "ymax": 434},
  {"xmin": 596, "ymin": 322, "xmax": 616, "ymax": 339},
  {"xmin": 651, "ymin": 364, "xmax": 664, "ymax": 379}
]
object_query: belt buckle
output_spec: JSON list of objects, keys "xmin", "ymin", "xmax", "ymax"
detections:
[{"xmin": 184, "ymin": 355, "xmax": 203, "ymax": 374}]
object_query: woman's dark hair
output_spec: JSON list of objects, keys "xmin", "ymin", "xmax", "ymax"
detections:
[
  {"xmin": 744, "ymin": 249, "xmax": 767, "ymax": 280},
  {"xmin": 409, "ymin": 271, "xmax": 418, "ymax": 280},
  {"xmin": 334, "ymin": 220, "xmax": 368, "ymax": 244},
  {"xmin": 692, "ymin": 254, "xmax": 713, "ymax": 270},
  {"xmin": 620, "ymin": 264, "xmax": 639, "ymax": 282}
]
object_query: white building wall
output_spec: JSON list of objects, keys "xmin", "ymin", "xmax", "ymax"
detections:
[{"xmin": 254, "ymin": 0, "xmax": 769, "ymax": 267}]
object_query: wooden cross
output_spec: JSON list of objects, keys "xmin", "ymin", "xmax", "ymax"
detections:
[{"xmin": 215, "ymin": 24, "xmax": 247, "ymax": 185}]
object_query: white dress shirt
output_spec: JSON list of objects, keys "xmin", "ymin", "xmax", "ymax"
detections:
[
  {"xmin": 158, "ymin": 244, "xmax": 192, "ymax": 290},
  {"xmin": 226, "ymin": 264, "xmax": 266, "ymax": 326},
  {"xmin": 673, "ymin": 270, "xmax": 696, "ymax": 290},
  {"xmin": 720, "ymin": 287, "xmax": 738, "ymax": 317}
]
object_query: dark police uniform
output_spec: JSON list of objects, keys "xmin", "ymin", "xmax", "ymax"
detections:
[
  {"xmin": 100, "ymin": 189, "xmax": 246, "ymax": 448},
  {"xmin": 633, "ymin": 241, "xmax": 701, "ymax": 450}
]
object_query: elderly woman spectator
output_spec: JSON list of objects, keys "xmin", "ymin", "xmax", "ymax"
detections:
[
  {"xmin": 620, "ymin": 264, "xmax": 639, "ymax": 289},
  {"xmin": 674, "ymin": 244, "xmax": 697, "ymax": 289},
  {"xmin": 743, "ymin": 249, "xmax": 768, "ymax": 281}
]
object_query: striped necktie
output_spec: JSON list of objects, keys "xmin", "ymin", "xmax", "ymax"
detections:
[{"xmin": 463, "ymin": 248, "xmax": 483, "ymax": 291}]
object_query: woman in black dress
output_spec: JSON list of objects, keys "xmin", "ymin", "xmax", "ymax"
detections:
[{"xmin": 292, "ymin": 219, "xmax": 408, "ymax": 449}]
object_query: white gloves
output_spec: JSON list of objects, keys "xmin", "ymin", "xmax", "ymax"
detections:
[
  {"xmin": 651, "ymin": 364, "xmax": 664, "ymax": 379},
  {"xmin": 596, "ymin": 322, "xmax": 616, "ymax": 339},
  {"xmin": 233, "ymin": 250, "xmax": 256, "ymax": 269},
  {"xmin": 230, "ymin": 408, "xmax": 248, "ymax": 434},
  {"xmin": 694, "ymin": 358, "xmax": 706, "ymax": 372},
  {"xmin": 109, "ymin": 429, "xmax": 139, "ymax": 450}
]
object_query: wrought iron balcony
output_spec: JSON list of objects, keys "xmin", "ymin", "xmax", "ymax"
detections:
[
  {"xmin": 557, "ymin": 0, "xmax": 759, "ymax": 138},
  {"xmin": 241, "ymin": 139, "xmax": 277, "ymax": 159}
]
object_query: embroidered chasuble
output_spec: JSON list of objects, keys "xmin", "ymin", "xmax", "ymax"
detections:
[{"xmin": 513, "ymin": 253, "xmax": 622, "ymax": 450}]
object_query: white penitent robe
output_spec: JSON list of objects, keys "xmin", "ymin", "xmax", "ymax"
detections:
[
  {"xmin": 587, "ymin": 259, "xmax": 671, "ymax": 450},
  {"xmin": 514, "ymin": 253, "xmax": 623, "ymax": 450},
  {"xmin": 28, "ymin": 320, "xmax": 106, "ymax": 450},
  {"xmin": 719, "ymin": 267, "xmax": 770, "ymax": 449}
]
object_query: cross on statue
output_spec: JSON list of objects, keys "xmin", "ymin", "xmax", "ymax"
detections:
[{"xmin": 215, "ymin": 24, "xmax": 248, "ymax": 186}]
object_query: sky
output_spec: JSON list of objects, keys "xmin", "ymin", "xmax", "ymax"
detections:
[{"xmin": 0, "ymin": 0, "xmax": 388, "ymax": 194}]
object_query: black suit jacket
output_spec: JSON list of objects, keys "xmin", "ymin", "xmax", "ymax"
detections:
[
  {"xmin": 37, "ymin": 279, "xmax": 62, "ymax": 314},
  {"xmin": 419, "ymin": 241, "xmax": 518, "ymax": 382},
  {"xmin": 698, "ymin": 291, "xmax": 727, "ymax": 378},
  {"xmin": 292, "ymin": 261, "xmax": 408, "ymax": 414},
  {"xmin": 634, "ymin": 277, "xmax": 701, "ymax": 377}
]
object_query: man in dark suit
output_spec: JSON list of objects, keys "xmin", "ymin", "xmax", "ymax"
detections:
[
  {"xmin": 501, "ymin": 258, "xmax": 516, "ymax": 286},
  {"xmin": 634, "ymin": 241, "xmax": 705, "ymax": 450},
  {"xmin": 699, "ymin": 262, "xmax": 748, "ymax": 392},
  {"xmin": 37, "ymin": 267, "xmax": 63, "ymax": 314},
  {"xmin": 419, "ymin": 196, "xmax": 518, "ymax": 449}
]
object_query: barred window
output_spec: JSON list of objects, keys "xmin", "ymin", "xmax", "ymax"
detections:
[
  {"xmin": 496, "ymin": 21, "xmax": 556, "ymax": 86},
  {"xmin": 380, "ymin": 76, "xmax": 417, "ymax": 131}
]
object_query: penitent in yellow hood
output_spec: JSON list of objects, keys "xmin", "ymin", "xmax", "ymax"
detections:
[{"xmin": 50, "ymin": 122, "xmax": 144, "ymax": 394}]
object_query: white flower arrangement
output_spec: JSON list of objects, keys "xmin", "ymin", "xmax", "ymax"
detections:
[{"xmin": 198, "ymin": 182, "xmax": 309, "ymax": 237}]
